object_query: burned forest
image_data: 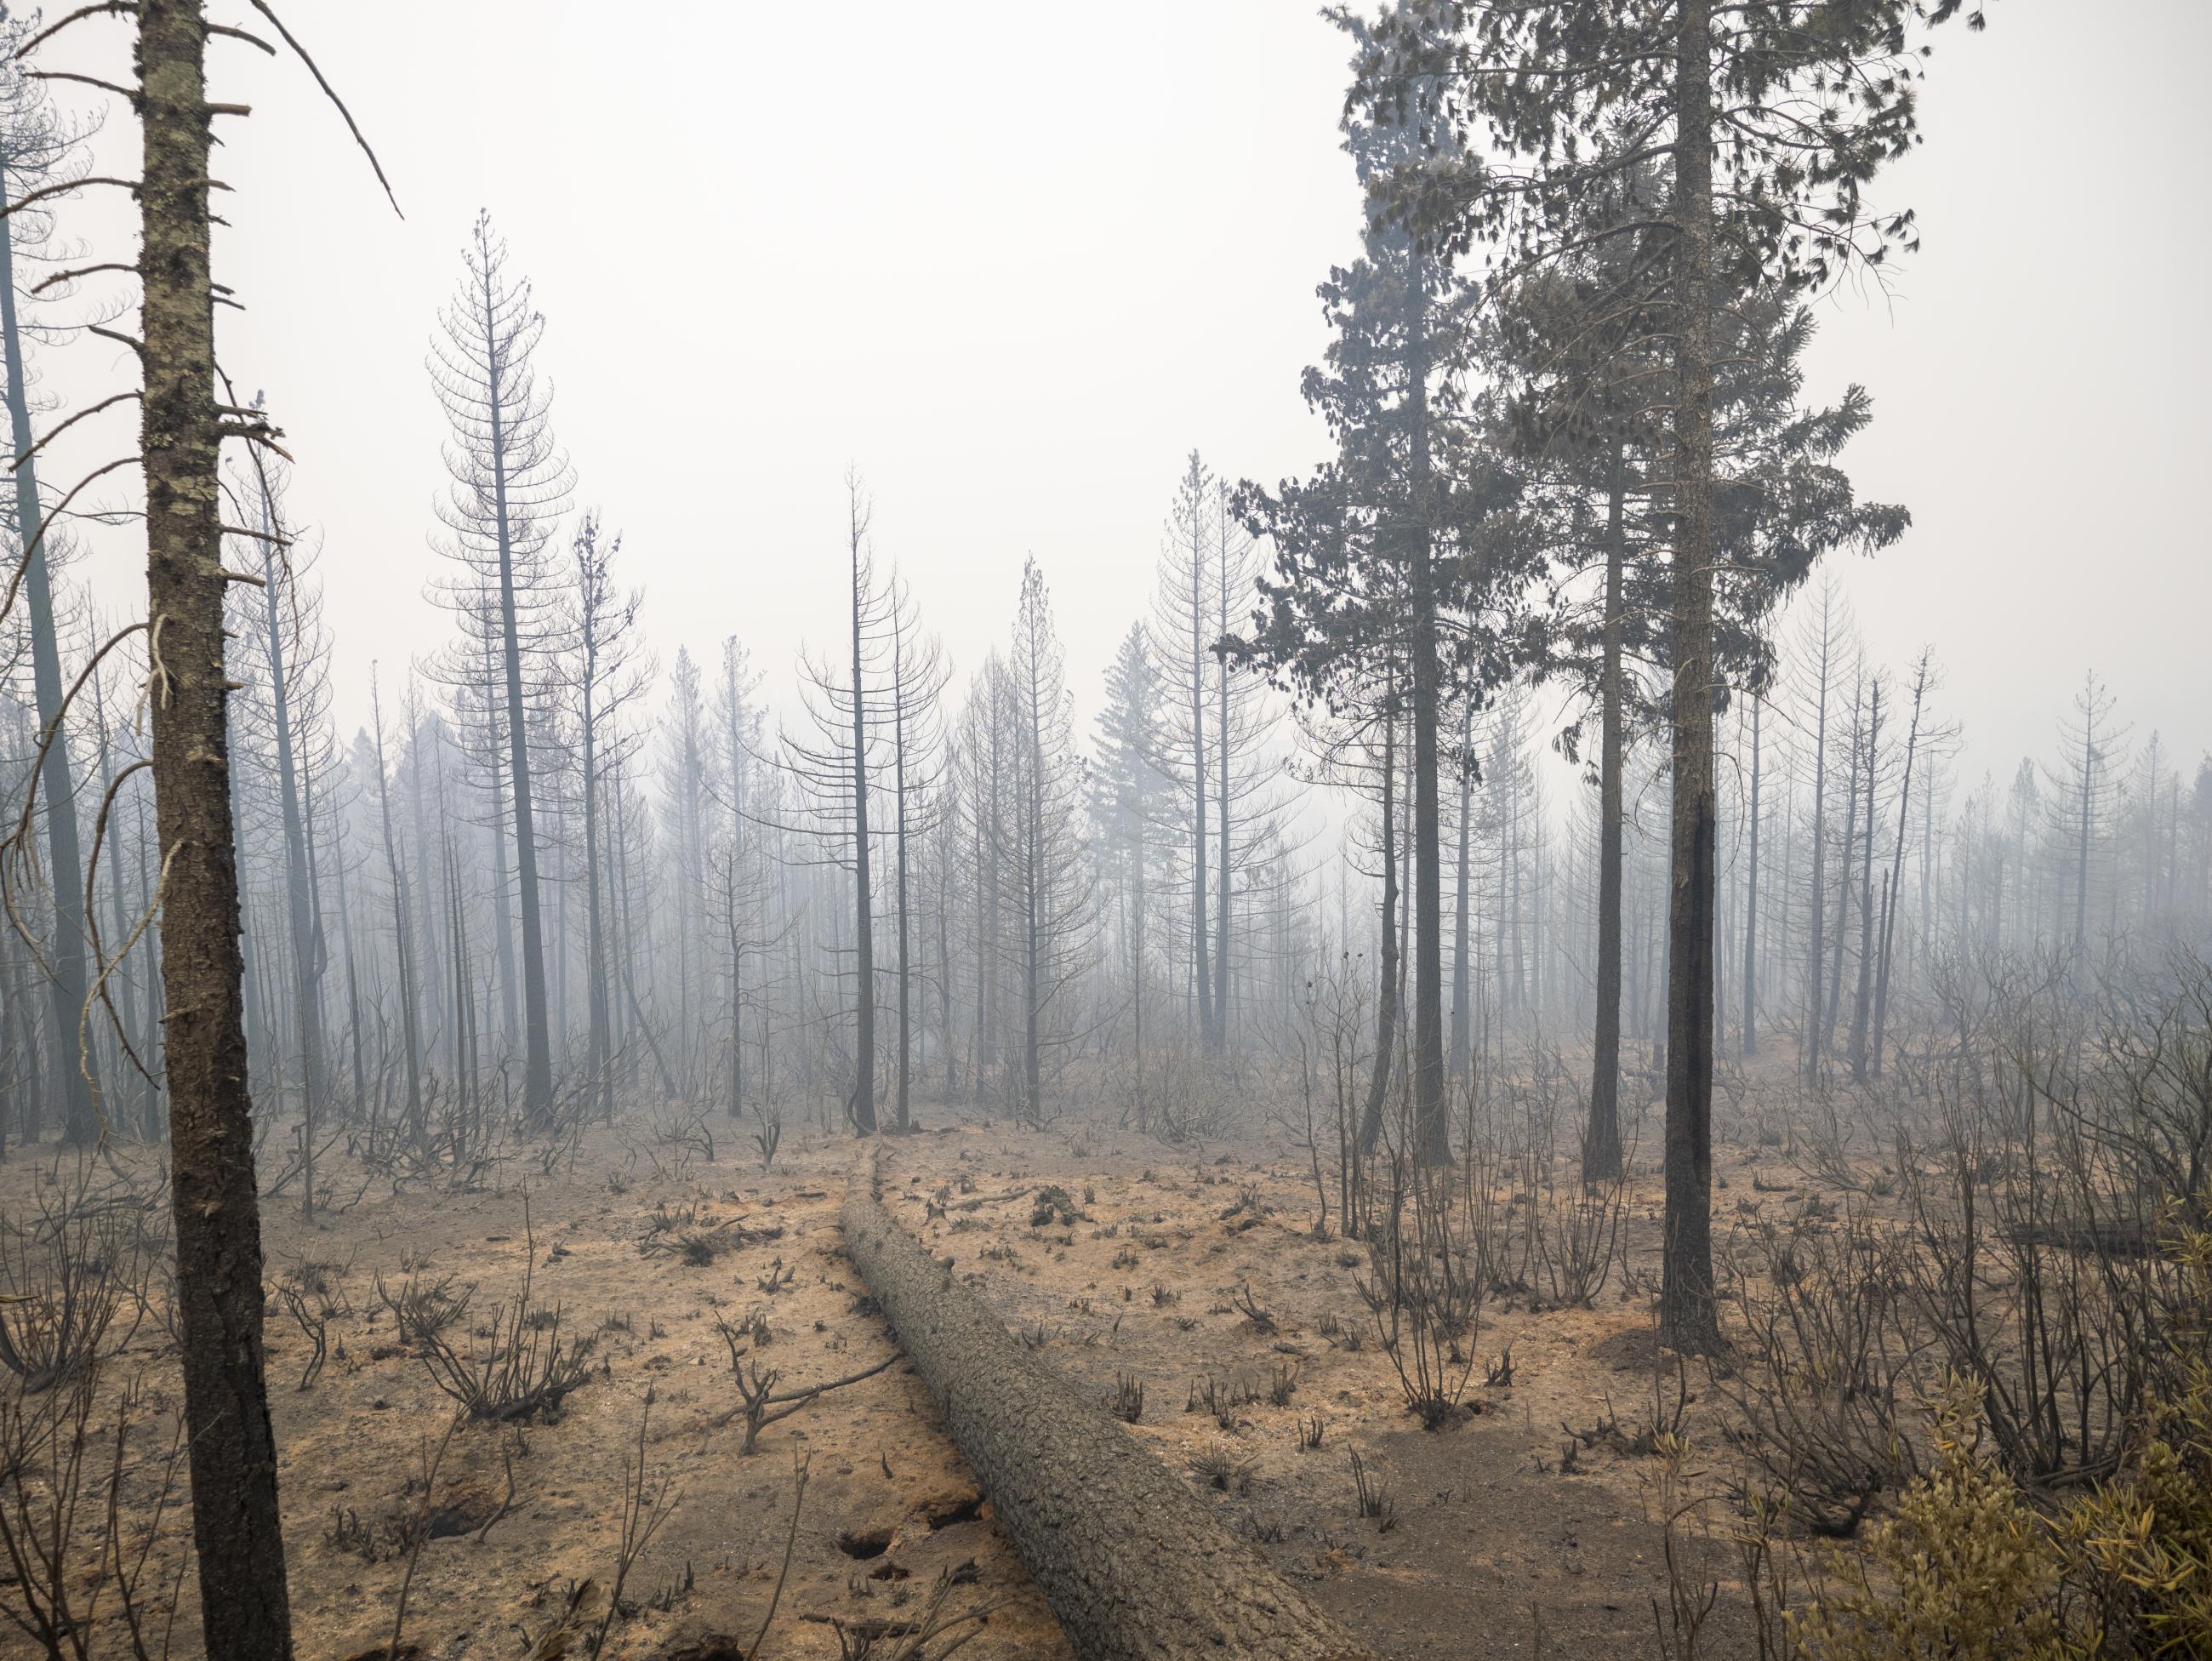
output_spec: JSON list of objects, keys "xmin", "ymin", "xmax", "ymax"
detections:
[{"xmin": 0, "ymin": 3, "xmax": 2206, "ymax": 1658}]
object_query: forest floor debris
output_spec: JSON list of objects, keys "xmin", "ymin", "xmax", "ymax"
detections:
[{"xmin": 0, "ymin": 1085, "xmax": 1925, "ymax": 1658}]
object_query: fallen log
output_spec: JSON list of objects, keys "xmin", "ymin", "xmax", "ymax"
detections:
[{"xmin": 841, "ymin": 1148, "xmax": 1382, "ymax": 1661}]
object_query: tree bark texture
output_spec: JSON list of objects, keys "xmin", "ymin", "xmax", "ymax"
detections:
[
  {"xmin": 1358, "ymin": 695, "xmax": 1398, "ymax": 1156},
  {"xmin": 1662, "ymin": 0, "xmax": 1722, "ymax": 1355},
  {"xmin": 139, "ymin": 0, "xmax": 295, "ymax": 1649},
  {"xmin": 841, "ymin": 1150, "xmax": 1381, "ymax": 1661},
  {"xmin": 1584, "ymin": 457, "xmax": 1628, "ymax": 1182},
  {"xmin": 1404, "ymin": 260, "xmax": 1450, "ymax": 1168}
]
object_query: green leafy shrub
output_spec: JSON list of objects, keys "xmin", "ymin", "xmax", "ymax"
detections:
[
  {"xmin": 1794, "ymin": 1382, "xmax": 2072, "ymax": 1661},
  {"xmin": 1796, "ymin": 1203, "xmax": 2212, "ymax": 1660}
]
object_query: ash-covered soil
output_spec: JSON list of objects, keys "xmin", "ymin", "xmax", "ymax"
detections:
[{"xmin": 0, "ymin": 1090, "xmax": 1828, "ymax": 1659}]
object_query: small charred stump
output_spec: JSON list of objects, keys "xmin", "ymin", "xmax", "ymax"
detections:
[{"xmin": 841, "ymin": 1148, "xmax": 1381, "ymax": 1661}]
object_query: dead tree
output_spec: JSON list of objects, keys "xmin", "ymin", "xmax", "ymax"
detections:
[
  {"xmin": 841, "ymin": 1149, "xmax": 1381, "ymax": 1661},
  {"xmin": 948, "ymin": 658, "xmax": 1009, "ymax": 1099},
  {"xmin": 561, "ymin": 512, "xmax": 650, "ymax": 1122},
  {"xmin": 231, "ymin": 454, "xmax": 331, "ymax": 1207},
  {"xmin": 661, "ymin": 646, "xmax": 709, "ymax": 1093},
  {"xmin": 0, "ymin": 1, "xmax": 399, "ymax": 1650},
  {"xmin": 1870, "ymin": 648, "xmax": 1944, "ymax": 1076},
  {"xmin": 1797, "ymin": 584, "xmax": 1844, "ymax": 1082},
  {"xmin": 0, "ymin": 33, "xmax": 97, "ymax": 1142},
  {"xmin": 1846, "ymin": 675, "xmax": 1884, "ymax": 1079},
  {"xmin": 777, "ymin": 474, "xmax": 889, "ymax": 1133},
  {"xmin": 997, "ymin": 558, "xmax": 1094, "ymax": 1120},
  {"xmin": 711, "ymin": 634, "xmax": 769, "ymax": 1115},
  {"xmin": 842, "ymin": 486, "xmax": 877, "ymax": 1132},
  {"xmin": 1091, "ymin": 622, "xmax": 1176, "ymax": 1116},
  {"xmin": 1584, "ymin": 452, "xmax": 1633, "ymax": 1173},
  {"xmin": 371, "ymin": 673, "xmax": 425, "ymax": 1144},
  {"xmin": 429, "ymin": 211, "xmax": 573, "ymax": 1126},
  {"xmin": 1741, "ymin": 688, "xmax": 1762, "ymax": 1058},
  {"xmin": 136, "ymin": 8, "xmax": 306, "ymax": 1651},
  {"xmin": 2046, "ymin": 672, "xmax": 2127, "ymax": 978},
  {"xmin": 1360, "ymin": 682, "xmax": 1401, "ymax": 1155},
  {"xmin": 1154, "ymin": 453, "xmax": 1218, "ymax": 1051},
  {"xmin": 884, "ymin": 573, "xmax": 947, "ymax": 1129}
]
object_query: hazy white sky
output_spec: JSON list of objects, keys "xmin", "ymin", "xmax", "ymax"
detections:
[{"xmin": 35, "ymin": 0, "xmax": 2212, "ymax": 793}]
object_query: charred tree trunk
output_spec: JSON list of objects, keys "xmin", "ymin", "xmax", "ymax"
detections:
[
  {"xmin": 847, "ymin": 499, "xmax": 877, "ymax": 1133},
  {"xmin": 131, "ymin": 786, "xmax": 164, "ymax": 1134},
  {"xmin": 1871, "ymin": 658, "xmax": 1927, "ymax": 1079},
  {"xmin": 1213, "ymin": 499, "xmax": 1233, "ymax": 1053},
  {"xmin": 1188, "ymin": 502, "xmax": 1214, "ymax": 1055},
  {"xmin": 486, "ymin": 734, "xmax": 518, "ymax": 1053},
  {"xmin": 938, "ymin": 854, "xmax": 955, "ymax": 1101},
  {"xmin": 1020, "ymin": 619, "xmax": 1045, "ymax": 1110},
  {"xmin": 731, "ymin": 907, "xmax": 773, "ymax": 1123},
  {"xmin": 2073, "ymin": 714, "xmax": 2094, "ymax": 964},
  {"xmin": 139, "ymin": 3, "xmax": 294, "ymax": 1647},
  {"xmin": 90, "ymin": 696, "xmax": 143, "ymax": 1137},
  {"xmin": 1741, "ymin": 692, "xmax": 1760, "ymax": 1059},
  {"xmin": 892, "ymin": 645, "xmax": 912, "ymax": 1132},
  {"xmin": 1661, "ymin": 0, "xmax": 1722, "ymax": 1356},
  {"xmin": 1358, "ymin": 692, "xmax": 1399, "ymax": 1156},
  {"xmin": 254, "ymin": 486, "xmax": 323, "ymax": 1212},
  {"xmin": 1405, "ymin": 262, "xmax": 1450, "ymax": 1167},
  {"xmin": 1131, "ymin": 778, "xmax": 1149, "ymax": 1116},
  {"xmin": 477, "ymin": 279, "xmax": 555, "ymax": 1125},
  {"xmin": 1584, "ymin": 454, "xmax": 1628, "ymax": 1182},
  {"xmin": 372, "ymin": 688, "xmax": 425, "ymax": 1145},
  {"xmin": 581, "ymin": 653, "xmax": 612, "ymax": 1125},
  {"xmin": 970, "ymin": 762, "xmax": 989, "ymax": 1101},
  {"xmin": 841, "ymin": 1152, "xmax": 1378, "ymax": 1661},
  {"xmin": 1823, "ymin": 677, "xmax": 1861, "ymax": 1059},
  {"xmin": 1847, "ymin": 679, "xmax": 1881, "ymax": 1081},
  {"xmin": 1449, "ymin": 698, "xmax": 1471, "ymax": 1081},
  {"xmin": 0, "ymin": 167, "xmax": 98, "ymax": 1144},
  {"xmin": 1803, "ymin": 610, "xmax": 1832, "ymax": 1083}
]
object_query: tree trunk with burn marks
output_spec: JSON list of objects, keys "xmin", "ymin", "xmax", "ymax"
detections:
[
  {"xmin": 138, "ymin": 2, "xmax": 295, "ymax": 1652},
  {"xmin": 841, "ymin": 1151, "xmax": 1381, "ymax": 1661},
  {"xmin": 1660, "ymin": 0, "xmax": 1723, "ymax": 1356}
]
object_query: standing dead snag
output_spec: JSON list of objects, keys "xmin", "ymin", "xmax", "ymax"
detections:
[
  {"xmin": 1, "ymin": 1, "xmax": 397, "ymax": 1653},
  {"xmin": 0, "ymin": 28, "xmax": 100, "ymax": 1146},
  {"xmin": 133, "ymin": 3, "xmax": 298, "ymax": 1652},
  {"xmin": 841, "ymin": 1149, "xmax": 1382, "ymax": 1661}
]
